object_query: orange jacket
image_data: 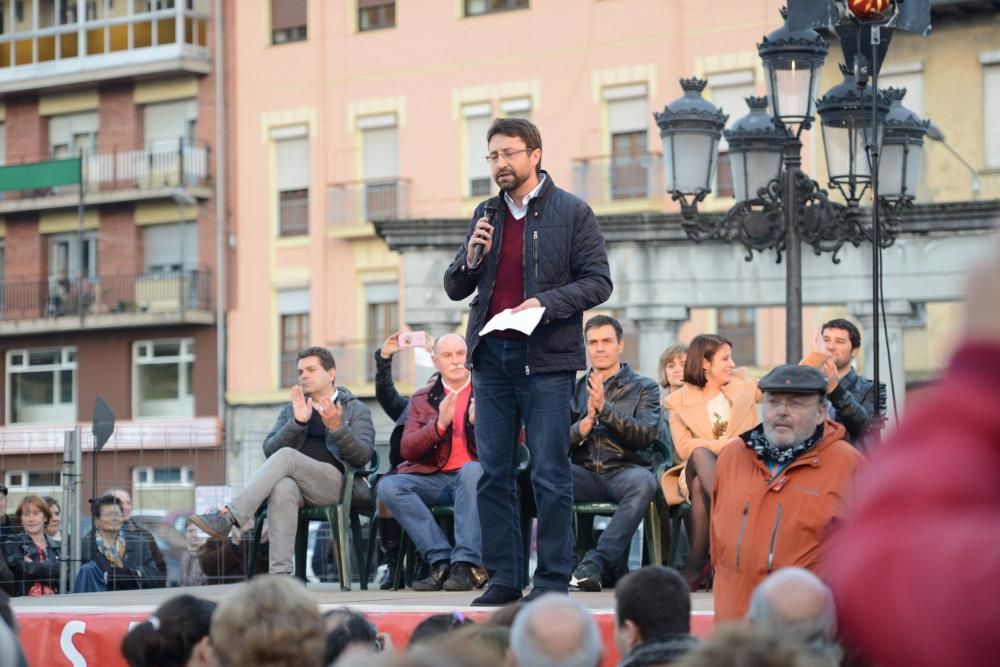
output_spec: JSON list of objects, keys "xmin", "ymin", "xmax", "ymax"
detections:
[{"xmin": 710, "ymin": 419, "xmax": 863, "ymax": 621}]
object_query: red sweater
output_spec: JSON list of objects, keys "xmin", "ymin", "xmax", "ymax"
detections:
[
  {"xmin": 485, "ymin": 210, "xmax": 525, "ymax": 339},
  {"xmin": 828, "ymin": 341, "xmax": 1000, "ymax": 667}
]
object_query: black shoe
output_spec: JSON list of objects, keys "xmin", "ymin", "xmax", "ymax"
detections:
[
  {"xmin": 471, "ymin": 584, "xmax": 523, "ymax": 606},
  {"xmin": 412, "ymin": 560, "xmax": 450, "ymax": 592},
  {"xmin": 570, "ymin": 560, "xmax": 603, "ymax": 592},
  {"xmin": 443, "ymin": 562, "xmax": 476, "ymax": 591},
  {"xmin": 520, "ymin": 587, "xmax": 567, "ymax": 604}
]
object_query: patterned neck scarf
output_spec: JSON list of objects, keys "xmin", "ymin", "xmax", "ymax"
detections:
[
  {"xmin": 744, "ymin": 423, "xmax": 825, "ymax": 466},
  {"xmin": 96, "ymin": 530, "xmax": 126, "ymax": 568}
]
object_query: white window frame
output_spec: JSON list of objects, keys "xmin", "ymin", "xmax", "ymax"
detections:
[
  {"xmin": 3, "ymin": 470, "xmax": 62, "ymax": 494},
  {"xmin": 132, "ymin": 466, "xmax": 194, "ymax": 488},
  {"xmin": 5, "ymin": 347, "xmax": 77, "ymax": 425},
  {"xmin": 132, "ymin": 338, "xmax": 195, "ymax": 419}
]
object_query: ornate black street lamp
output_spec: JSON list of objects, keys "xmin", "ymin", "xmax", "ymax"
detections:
[{"xmin": 654, "ymin": 5, "xmax": 927, "ymax": 365}]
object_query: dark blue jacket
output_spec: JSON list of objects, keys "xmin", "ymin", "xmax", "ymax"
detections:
[{"xmin": 444, "ymin": 172, "xmax": 613, "ymax": 373}]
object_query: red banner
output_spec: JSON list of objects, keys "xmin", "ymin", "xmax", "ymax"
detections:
[{"xmin": 17, "ymin": 609, "xmax": 715, "ymax": 666}]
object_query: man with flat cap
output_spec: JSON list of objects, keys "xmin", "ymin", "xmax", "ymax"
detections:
[{"xmin": 710, "ymin": 364, "xmax": 864, "ymax": 621}]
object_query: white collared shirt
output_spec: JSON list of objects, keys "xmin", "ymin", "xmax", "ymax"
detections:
[{"xmin": 504, "ymin": 174, "xmax": 547, "ymax": 220}]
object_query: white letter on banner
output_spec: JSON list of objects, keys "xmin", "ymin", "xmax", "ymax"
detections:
[{"xmin": 60, "ymin": 620, "xmax": 87, "ymax": 667}]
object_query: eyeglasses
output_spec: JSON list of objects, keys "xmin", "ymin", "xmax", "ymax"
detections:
[{"xmin": 485, "ymin": 148, "xmax": 535, "ymax": 164}]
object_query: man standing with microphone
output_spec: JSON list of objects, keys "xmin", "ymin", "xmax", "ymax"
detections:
[{"xmin": 444, "ymin": 118, "xmax": 613, "ymax": 604}]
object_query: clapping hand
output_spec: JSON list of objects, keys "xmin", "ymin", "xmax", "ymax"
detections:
[
  {"xmin": 315, "ymin": 395, "xmax": 344, "ymax": 431},
  {"xmin": 291, "ymin": 384, "xmax": 313, "ymax": 423},
  {"xmin": 437, "ymin": 392, "xmax": 457, "ymax": 432},
  {"xmin": 586, "ymin": 371, "xmax": 606, "ymax": 413}
]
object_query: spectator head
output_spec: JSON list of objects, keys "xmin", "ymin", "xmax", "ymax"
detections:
[
  {"xmin": 103, "ymin": 487, "xmax": 133, "ymax": 521},
  {"xmin": 684, "ymin": 335, "xmax": 735, "ymax": 388},
  {"xmin": 322, "ymin": 607, "xmax": 380, "ymax": 665},
  {"xmin": 443, "ymin": 624, "xmax": 510, "ymax": 663},
  {"xmin": 409, "ymin": 612, "xmax": 474, "ymax": 648},
  {"xmin": 585, "ymin": 315, "xmax": 624, "ymax": 373},
  {"xmin": 121, "ymin": 594, "xmax": 217, "ymax": 667},
  {"xmin": 487, "ymin": 117, "xmax": 543, "ymax": 174},
  {"xmin": 673, "ymin": 624, "xmax": 833, "ymax": 667},
  {"xmin": 43, "ymin": 496, "xmax": 61, "ymax": 537},
  {"xmin": 487, "ymin": 602, "xmax": 525, "ymax": 628},
  {"xmin": 820, "ymin": 319, "xmax": 861, "ymax": 373},
  {"xmin": 747, "ymin": 568, "xmax": 842, "ymax": 664},
  {"xmin": 615, "ymin": 566, "xmax": 692, "ymax": 655},
  {"xmin": 508, "ymin": 594, "xmax": 602, "ymax": 667},
  {"xmin": 658, "ymin": 344, "xmax": 688, "ymax": 391},
  {"xmin": 296, "ymin": 347, "xmax": 337, "ymax": 397},
  {"xmin": 15, "ymin": 495, "xmax": 51, "ymax": 537},
  {"xmin": 759, "ymin": 366, "xmax": 829, "ymax": 449},
  {"xmin": 211, "ymin": 576, "xmax": 324, "ymax": 667},
  {"xmin": 432, "ymin": 334, "xmax": 470, "ymax": 386},
  {"xmin": 91, "ymin": 495, "xmax": 125, "ymax": 537}
]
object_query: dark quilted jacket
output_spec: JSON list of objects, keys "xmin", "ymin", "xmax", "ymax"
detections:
[{"xmin": 443, "ymin": 172, "xmax": 613, "ymax": 374}]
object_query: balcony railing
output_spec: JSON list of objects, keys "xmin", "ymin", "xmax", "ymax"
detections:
[
  {"xmin": 1, "ymin": 268, "xmax": 212, "ymax": 323},
  {"xmin": 572, "ymin": 153, "xmax": 665, "ymax": 207},
  {"xmin": 329, "ymin": 178, "xmax": 410, "ymax": 227},
  {"xmin": 4, "ymin": 141, "xmax": 209, "ymax": 202},
  {"xmin": 0, "ymin": 0, "xmax": 211, "ymax": 92}
]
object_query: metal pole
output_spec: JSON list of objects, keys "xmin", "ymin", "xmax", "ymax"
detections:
[
  {"xmin": 77, "ymin": 147, "xmax": 85, "ymax": 327},
  {"xmin": 214, "ymin": 0, "xmax": 228, "ymax": 421},
  {"xmin": 784, "ymin": 137, "xmax": 803, "ymax": 363}
]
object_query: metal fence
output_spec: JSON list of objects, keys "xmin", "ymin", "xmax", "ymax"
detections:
[
  {"xmin": 328, "ymin": 178, "xmax": 410, "ymax": 226},
  {"xmin": 572, "ymin": 153, "xmax": 666, "ymax": 206},
  {"xmin": 0, "ymin": 269, "xmax": 212, "ymax": 322}
]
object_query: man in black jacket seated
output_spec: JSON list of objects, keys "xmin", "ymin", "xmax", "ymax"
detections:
[{"xmin": 569, "ymin": 316, "xmax": 660, "ymax": 593}]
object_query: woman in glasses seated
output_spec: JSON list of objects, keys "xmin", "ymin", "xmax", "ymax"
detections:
[
  {"xmin": 2, "ymin": 495, "xmax": 61, "ymax": 596},
  {"xmin": 74, "ymin": 495, "xmax": 161, "ymax": 593}
]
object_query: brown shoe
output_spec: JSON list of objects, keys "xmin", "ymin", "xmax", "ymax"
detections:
[{"xmin": 470, "ymin": 564, "xmax": 489, "ymax": 589}]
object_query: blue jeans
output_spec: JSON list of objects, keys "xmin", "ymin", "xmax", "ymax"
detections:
[
  {"xmin": 377, "ymin": 462, "xmax": 483, "ymax": 565},
  {"xmin": 472, "ymin": 335, "xmax": 575, "ymax": 591},
  {"xmin": 572, "ymin": 464, "xmax": 657, "ymax": 574}
]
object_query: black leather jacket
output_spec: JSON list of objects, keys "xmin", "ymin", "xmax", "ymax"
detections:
[
  {"xmin": 570, "ymin": 363, "xmax": 661, "ymax": 473},
  {"xmin": 444, "ymin": 172, "xmax": 613, "ymax": 374},
  {"xmin": 830, "ymin": 369, "xmax": 887, "ymax": 448},
  {"xmin": 375, "ymin": 349, "xmax": 409, "ymax": 468},
  {"xmin": 3, "ymin": 533, "xmax": 61, "ymax": 596}
]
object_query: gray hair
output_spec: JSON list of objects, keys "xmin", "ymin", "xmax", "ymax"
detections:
[
  {"xmin": 509, "ymin": 594, "xmax": 602, "ymax": 667},
  {"xmin": 747, "ymin": 568, "xmax": 842, "ymax": 665}
]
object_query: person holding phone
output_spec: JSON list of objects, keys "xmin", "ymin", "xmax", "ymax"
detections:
[{"xmin": 191, "ymin": 346, "xmax": 375, "ymax": 575}]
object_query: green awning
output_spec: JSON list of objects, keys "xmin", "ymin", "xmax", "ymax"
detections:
[{"xmin": 0, "ymin": 158, "xmax": 81, "ymax": 192}]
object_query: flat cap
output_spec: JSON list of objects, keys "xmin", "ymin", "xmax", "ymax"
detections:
[{"xmin": 759, "ymin": 364, "xmax": 828, "ymax": 395}]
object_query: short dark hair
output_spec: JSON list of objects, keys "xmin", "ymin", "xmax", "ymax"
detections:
[
  {"xmin": 585, "ymin": 314, "xmax": 623, "ymax": 342},
  {"xmin": 684, "ymin": 334, "xmax": 734, "ymax": 388},
  {"xmin": 486, "ymin": 118, "xmax": 543, "ymax": 173},
  {"xmin": 615, "ymin": 566, "xmax": 691, "ymax": 641},
  {"xmin": 409, "ymin": 612, "xmax": 474, "ymax": 646},
  {"xmin": 821, "ymin": 318, "xmax": 861, "ymax": 350},
  {"xmin": 121, "ymin": 595, "xmax": 216, "ymax": 667},
  {"xmin": 322, "ymin": 608, "xmax": 378, "ymax": 665},
  {"xmin": 91, "ymin": 494, "xmax": 123, "ymax": 519},
  {"xmin": 297, "ymin": 346, "xmax": 336, "ymax": 370}
]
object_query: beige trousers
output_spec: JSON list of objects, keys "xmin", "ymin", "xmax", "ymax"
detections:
[{"xmin": 228, "ymin": 447, "xmax": 343, "ymax": 574}]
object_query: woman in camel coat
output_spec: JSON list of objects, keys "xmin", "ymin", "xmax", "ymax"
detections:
[{"xmin": 660, "ymin": 334, "xmax": 760, "ymax": 589}]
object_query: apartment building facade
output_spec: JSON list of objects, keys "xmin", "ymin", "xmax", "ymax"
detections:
[
  {"xmin": 224, "ymin": 0, "xmax": 999, "ymax": 484},
  {"xmin": 0, "ymin": 0, "xmax": 226, "ymax": 513}
]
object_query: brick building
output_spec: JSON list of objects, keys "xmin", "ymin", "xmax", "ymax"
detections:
[{"xmin": 0, "ymin": 0, "xmax": 226, "ymax": 515}]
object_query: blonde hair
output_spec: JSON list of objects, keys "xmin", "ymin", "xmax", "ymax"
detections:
[{"xmin": 211, "ymin": 576, "xmax": 324, "ymax": 667}]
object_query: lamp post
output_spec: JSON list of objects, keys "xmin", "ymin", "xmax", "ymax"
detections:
[{"xmin": 655, "ymin": 6, "xmax": 927, "ymax": 364}]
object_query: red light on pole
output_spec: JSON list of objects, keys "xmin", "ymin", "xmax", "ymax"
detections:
[{"xmin": 847, "ymin": 0, "xmax": 893, "ymax": 21}]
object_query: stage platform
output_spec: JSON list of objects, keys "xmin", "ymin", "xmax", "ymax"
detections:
[{"xmin": 13, "ymin": 584, "xmax": 715, "ymax": 666}]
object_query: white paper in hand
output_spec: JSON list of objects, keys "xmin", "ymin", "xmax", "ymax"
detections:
[{"xmin": 480, "ymin": 306, "xmax": 546, "ymax": 337}]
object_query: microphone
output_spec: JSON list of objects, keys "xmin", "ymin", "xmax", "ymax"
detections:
[{"xmin": 471, "ymin": 196, "xmax": 499, "ymax": 268}]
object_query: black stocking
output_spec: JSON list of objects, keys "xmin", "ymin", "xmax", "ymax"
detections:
[{"xmin": 682, "ymin": 447, "xmax": 717, "ymax": 588}]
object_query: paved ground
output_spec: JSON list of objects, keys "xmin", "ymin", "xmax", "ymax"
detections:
[{"xmin": 12, "ymin": 582, "xmax": 715, "ymax": 614}]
